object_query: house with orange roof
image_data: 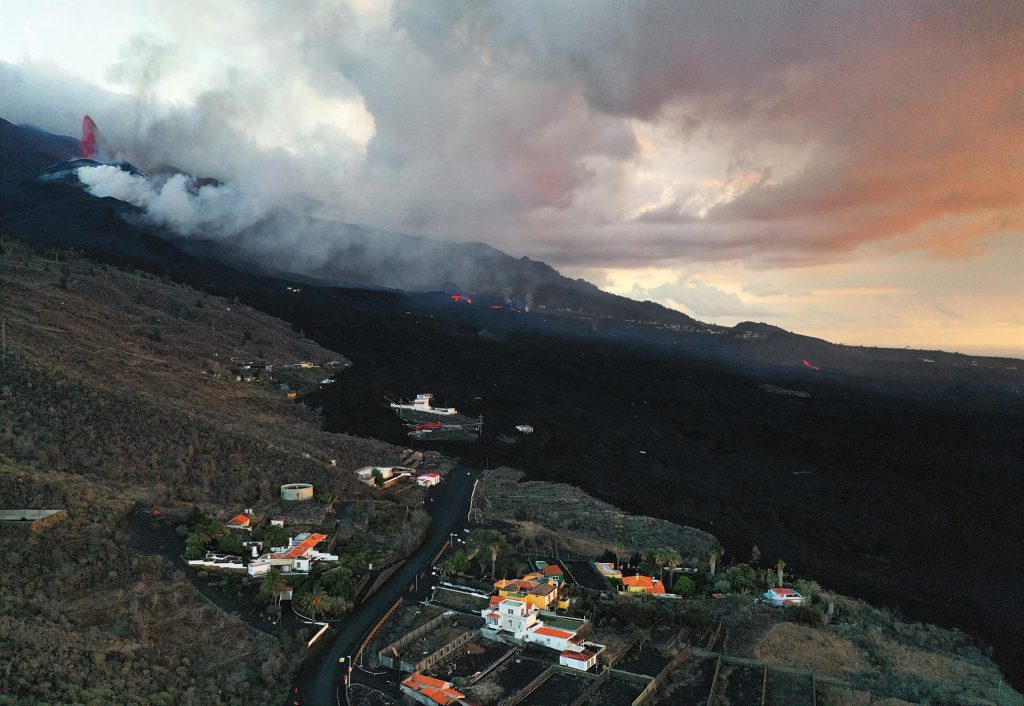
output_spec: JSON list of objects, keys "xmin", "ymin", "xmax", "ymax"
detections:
[
  {"xmin": 621, "ymin": 574, "xmax": 666, "ymax": 595},
  {"xmin": 226, "ymin": 513, "xmax": 251, "ymax": 530},
  {"xmin": 400, "ymin": 673, "xmax": 471, "ymax": 706}
]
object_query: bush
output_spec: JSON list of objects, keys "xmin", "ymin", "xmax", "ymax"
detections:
[{"xmin": 672, "ymin": 576, "xmax": 695, "ymax": 596}]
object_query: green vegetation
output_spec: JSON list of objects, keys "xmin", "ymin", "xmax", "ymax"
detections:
[{"xmin": 467, "ymin": 529, "xmax": 510, "ymax": 580}]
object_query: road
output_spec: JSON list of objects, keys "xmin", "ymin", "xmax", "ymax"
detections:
[{"xmin": 290, "ymin": 467, "xmax": 481, "ymax": 705}]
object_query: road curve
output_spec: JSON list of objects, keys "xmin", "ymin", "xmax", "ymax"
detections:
[{"xmin": 290, "ymin": 467, "xmax": 481, "ymax": 705}]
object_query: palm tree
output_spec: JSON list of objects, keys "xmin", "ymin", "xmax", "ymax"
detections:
[
  {"xmin": 708, "ymin": 545, "xmax": 724, "ymax": 576},
  {"xmin": 775, "ymin": 559, "xmax": 786, "ymax": 586},
  {"xmin": 614, "ymin": 543, "xmax": 625, "ymax": 568},
  {"xmin": 300, "ymin": 586, "xmax": 330, "ymax": 620},
  {"xmin": 663, "ymin": 549, "xmax": 682, "ymax": 586},
  {"xmin": 468, "ymin": 529, "xmax": 509, "ymax": 580},
  {"xmin": 260, "ymin": 569, "xmax": 286, "ymax": 604},
  {"xmin": 650, "ymin": 549, "xmax": 667, "ymax": 582}
]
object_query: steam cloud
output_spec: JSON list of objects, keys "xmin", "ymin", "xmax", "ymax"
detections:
[{"xmin": 76, "ymin": 165, "xmax": 268, "ymax": 238}]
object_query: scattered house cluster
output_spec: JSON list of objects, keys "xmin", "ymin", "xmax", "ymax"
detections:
[
  {"xmin": 400, "ymin": 673, "xmax": 471, "ymax": 706},
  {"xmin": 231, "ymin": 359, "xmax": 273, "ymax": 382},
  {"xmin": 247, "ymin": 532, "xmax": 337, "ymax": 576},
  {"xmin": 763, "ymin": 586, "xmax": 804, "ymax": 606},
  {"xmin": 355, "ymin": 466, "xmax": 441, "ymax": 489}
]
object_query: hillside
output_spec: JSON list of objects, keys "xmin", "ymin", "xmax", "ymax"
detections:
[{"xmin": 0, "ymin": 242, "xmax": 404, "ymax": 705}]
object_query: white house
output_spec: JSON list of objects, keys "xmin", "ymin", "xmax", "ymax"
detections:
[
  {"xmin": 247, "ymin": 532, "xmax": 337, "ymax": 576},
  {"xmin": 763, "ymin": 587, "xmax": 804, "ymax": 606},
  {"xmin": 482, "ymin": 597, "xmax": 541, "ymax": 638},
  {"xmin": 417, "ymin": 472, "xmax": 441, "ymax": 487},
  {"xmin": 525, "ymin": 626, "xmax": 578, "ymax": 651},
  {"xmin": 355, "ymin": 466, "xmax": 412, "ymax": 488},
  {"xmin": 560, "ymin": 647, "xmax": 599, "ymax": 671}
]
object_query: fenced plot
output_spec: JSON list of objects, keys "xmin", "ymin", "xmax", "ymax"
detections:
[
  {"xmin": 488, "ymin": 658, "xmax": 551, "ymax": 697},
  {"xmin": 616, "ymin": 645, "xmax": 671, "ymax": 678},
  {"xmin": 764, "ymin": 670, "xmax": 814, "ymax": 706},
  {"xmin": 521, "ymin": 671, "xmax": 595, "ymax": 706},
  {"xmin": 583, "ymin": 676, "xmax": 645, "ymax": 706},
  {"xmin": 562, "ymin": 559, "xmax": 610, "ymax": 590},
  {"xmin": 714, "ymin": 664, "xmax": 764, "ymax": 706},
  {"xmin": 653, "ymin": 655, "xmax": 718, "ymax": 705}
]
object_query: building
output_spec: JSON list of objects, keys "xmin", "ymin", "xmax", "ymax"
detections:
[
  {"xmin": 621, "ymin": 575, "xmax": 666, "ymax": 595},
  {"xmin": 226, "ymin": 513, "xmax": 251, "ymax": 530},
  {"xmin": 480, "ymin": 597, "xmax": 588, "ymax": 654},
  {"xmin": 482, "ymin": 597, "xmax": 541, "ymax": 639},
  {"xmin": 0, "ymin": 509, "xmax": 66, "ymax": 534},
  {"xmin": 280, "ymin": 483, "xmax": 314, "ymax": 501},
  {"xmin": 247, "ymin": 532, "xmax": 336, "ymax": 576},
  {"xmin": 417, "ymin": 472, "xmax": 441, "ymax": 487},
  {"xmin": 355, "ymin": 466, "xmax": 411, "ymax": 488},
  {"xmin": 560, "ymin": 647, "xmax": 599, "ymax": 671},
  {"xmin": 593, "ymin": 562, "xmax": 622, "ymax": 580},
  {"xmin": 527, "ymin": 626, "xmax": 579, "ymax": 651},
  {"xmin": 494, "ymin": 577, "xmax": 560, "ymax": 610},
  {"xmin": 763, "ymin": 587, "xmax": 804, "ymax": 606},
  {"xmin": 270, "ymin": 517, "xmax": 285, "ymax": 527},
  {"xmin": 400, "ymin": 673, "xmax": 468, "ymax": 706},
  {"xmin": 541, "ymin": 564, "xmax": 564, "ymax": 584}
]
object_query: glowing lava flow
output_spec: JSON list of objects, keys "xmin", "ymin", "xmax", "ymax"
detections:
[{"xmin": 802, "ymin": 359, "xmax": 821, "ymax": 371}]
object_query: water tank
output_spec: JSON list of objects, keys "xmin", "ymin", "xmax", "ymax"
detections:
[{"xmin": 280, "ymin": 483, "xmax": 314, "ymax": 501}]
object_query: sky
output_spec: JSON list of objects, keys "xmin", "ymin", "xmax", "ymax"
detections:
[{"xmin": 1, "ymin": 0, "xmax": 1022, "ymax": 356}]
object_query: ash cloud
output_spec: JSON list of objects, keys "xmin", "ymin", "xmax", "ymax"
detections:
[{"xmin": 1, "ymin": 1, "xmax": 1022, "ymax": 274}]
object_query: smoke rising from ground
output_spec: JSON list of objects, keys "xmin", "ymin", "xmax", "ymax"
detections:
[{"xmin": 76, "ymin": 165, "xmax": 268, "ymax": 237}]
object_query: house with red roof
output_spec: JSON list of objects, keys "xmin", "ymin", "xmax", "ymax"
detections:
[
  {"xmin": 560, "ymin": 646, "xmax": 599, "ymax": 671},
  {"xmin": 621, "ymin": 574, "xmax": 666, "ymax": 595},
  {"xmin": 763, "ymin": 587, "xmax": 805, "ymax": 606},
  {"xmin": 400, "ymin": 673, "xmax": 472, "ymax": 706},
  {"xmin": 226, "ymin": 513, "xmax": 251, "ymax": 530},
  {"xmin": 417, "ymin": 472, "xmax": 441, "ymax": 487}
]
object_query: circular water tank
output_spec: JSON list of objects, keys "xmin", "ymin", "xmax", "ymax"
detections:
[{"xmin": 280, "ymin": 483, "xmax": 314, "ymax": 501}]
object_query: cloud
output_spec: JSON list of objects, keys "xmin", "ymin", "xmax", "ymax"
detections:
[
  {"xmin": 0, "ymin": 1, "xmax": 1021, "ymax": 274},
  {"xmin": 633, "ymin": 275, "xmax": 776, "ymax": 319}
]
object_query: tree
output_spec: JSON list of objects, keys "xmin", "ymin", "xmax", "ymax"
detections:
[
  {"xmin": 750, "ymin": 545, "xmax": 761, "ymax": 567},
  {"xmin": 468, "ymin": 529, "xmax": 509, "ymax": 580},
  {"xmin": 662, "ymin": 549, "xmax": 682, "ymax": 585},
  {"xmin": 260, "ymin": 569, "xmax": 286, "ymax": 604},
  {"xmin": 708, "ymin": 544, "xmax": 724, "ymax": 576},
  {"xmin": 442, "ymin": 550, "xmax": 470, "ymax": 576},
  {"xmin": 300, "ymin": 586, "xmax": 330, "ymax": 620},
  {"xmin": 217, "ymin": 534, "xmax": 244, "ymax": 555},
  {"xmin": 672, "ymin": 576, "xmax": 695, "ymax": 596},
  {"xmin": 372, "ymin": 468, "xmax": 384, "ymax": 487},
  {"xmin": 775, "ymin": 559, "xmax": 787, "ymax": 586},
  {"xmin": 725, "ymin": 563, "xmax": 757, "ymax": 594}
]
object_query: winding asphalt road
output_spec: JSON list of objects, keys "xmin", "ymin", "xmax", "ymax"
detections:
[{"xmin": 289, "ymin": 467, "xmax": 481, "ymax": 705}]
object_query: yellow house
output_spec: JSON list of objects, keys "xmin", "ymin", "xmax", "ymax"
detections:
[{"xmin": 495, "ymin": 577, "xmax": 559, "ymax": 610}]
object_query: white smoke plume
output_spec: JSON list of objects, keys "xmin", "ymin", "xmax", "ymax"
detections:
[{"xmin": 76, "ymin": 165, "xmax": 268, "ymax": 238}]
